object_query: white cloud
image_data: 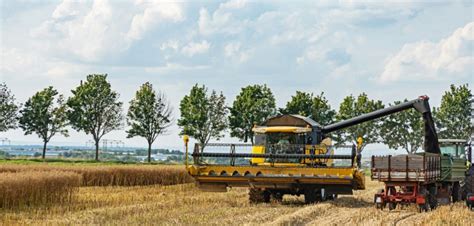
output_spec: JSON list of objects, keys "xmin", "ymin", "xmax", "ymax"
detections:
[
  {"xmin": 379, "ymin": 22, "xmax": 474, "ymax": 83},
  {"xmin": 220, "ymin": 0, "xmax": 248, "ymax": 10},
  {"xmin": 1, "ymin": 47, "xmax": 88, "ymax": 80},
  {"xmin": 159, "ymin": 40, "xmax": 180, "ymax": 51},
  {"xmin": 126, "ymin": 0, "xmax": 184, "ymax": 41},
  {"xmin": 30, "ymin": 0, "xmax": 185, "ymax": 62},
  {"xmin": 144, "ymin": 63, "xmax": 210, "ymax": 74},
  {"xmin": 197, "ymin": 0, "xmax": 249, "ymax": 36},
  {"xmin": 32, "ymin": 0, "xmax": 130, "ymax": 62},
  {"xmin": 224, "ymin": 42, "xmax": 240, "ymax": 57},
  {"xmin": 51, "ymin": 0, "xmax": 86, "ymax": 20},
  {"xmin": 181, "ymin": 40, "xmax": 210, "ymax": 57},
  {"xmin": 224, "ymin": 42, "xmax": 251, "ymax": 63}
]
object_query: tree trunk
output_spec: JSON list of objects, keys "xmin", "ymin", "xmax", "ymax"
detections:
[
  {"xmin": 42, "ymin": 141, "xmax": 47, "ymax": 159},
  {"xmin": 148, "ymin": 142, "xmax": 152, "ymax": 163},
  {"xmin": 95, "ymin": 140, "xmax": 100, "ymax": 161}
]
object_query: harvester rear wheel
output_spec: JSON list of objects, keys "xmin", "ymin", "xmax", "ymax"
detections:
[{"xmin": 249, "ymin": 188, "xmax": 270, "ymax": 204}]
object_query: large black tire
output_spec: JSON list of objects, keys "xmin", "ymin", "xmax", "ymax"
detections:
[
  {"xmin": 417, "ymin": 187, "xmax": 429, "ymax": 213},
  {"xmin": 388, "ymin": 202, "xmax": 397, "ymax": 211},
  {"xmin": 452, "ymin": 182, "xmax": 462, "ymax": 203},
  {"xmin": 463, "ymin": 166, "xmax": 474, "ymax": 200},
  {"xmin": 428, "ymin": 185, "xmax": 438, "ymax": 210},
  {"xmin": 249, "ymin": 188, "xmax": 270, "ymax": 204},
  {"xmin": 304, "ymin": 188, "xmax": 321, "ymax": 204},
  {"xmin": 467, "ymin": 193, "xmax": 474, "ymax": 210},
  {"xmin": 270, "ymin": 192, "xmax": 283, "ymax": 203}
]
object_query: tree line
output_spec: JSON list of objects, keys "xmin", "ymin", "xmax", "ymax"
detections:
[{"xmin": 1, "ymin": 74, "xmax": 472, "ymax": 162}]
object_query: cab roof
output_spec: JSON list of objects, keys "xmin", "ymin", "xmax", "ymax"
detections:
[{"xmin": 262, "ymin": 114, "xmax": 321, "ymax": 128}]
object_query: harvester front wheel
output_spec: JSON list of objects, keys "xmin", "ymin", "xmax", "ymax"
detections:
[
  {"xmin": 304, "ymin": 188, "xmax": 321, "ymax": 204},
  {"xmin": 270, "ymin": 192, "xmax": 284, "ymax": 203},
  {"xmin": 249, "ymin": 188, "xmax": 270, "ymax": 204}
]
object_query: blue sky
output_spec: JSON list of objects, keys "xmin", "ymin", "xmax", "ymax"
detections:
[{"xmin": 1, "ymin": 0, "xmax": 473, "ymax": 155}]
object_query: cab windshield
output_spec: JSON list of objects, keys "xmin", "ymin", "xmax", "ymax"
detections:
[
  {"xmin": 440, "ymin": 145, "xmax": 457, "ymax": 157},
  {"xmin": 439, "ymin": 143, "xmax": 465, "ymax": 158},
  {"xmin": 266, "ymin": 132, "xmax": 306, "ymax": 145}
]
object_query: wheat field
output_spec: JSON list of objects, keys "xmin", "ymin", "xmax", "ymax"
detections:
[
  {"xmin": 0, "ymin": 164, "xmax": 193, "ymax": 186},
  {"xmin": 1, "ymin": 174, "xmax": 473, "ymax": 225},
  {"xmin": 0, "ymin": 171, "xmax": 81, "ymax": 208}
]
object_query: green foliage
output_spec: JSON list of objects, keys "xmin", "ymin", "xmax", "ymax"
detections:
[
  {"xmin": 127, "ymin": 82, "xmax": 173, "ymax": 162},
  {"xmin": 311, "ymin": 92, "xmax": 336, "ymax": 125},
  {"xmin": 280, "ymin": 91, "xmax": 313, "ymax": 116},
  {"xmin": 178, "ymin": 84, "xmax": 227, "ymax": 150},
  {"xmin": 434, "ymin": 84, "xmax": 473, "ymax": 140},
  {"xmin": 334, "ymin": 93, "xmax": 384, "ymax": 150},
  {"xmin": 67, "ymin": 74, "xmax": 123, "ymax": 160},
  {"xmin": 18, "ymin": 86, "xmax": 68, "ymax": 158},
  {"xmin": 229, "ymin": 84, "xmax": 276, "ymax": 143},
  {"xmin": 0, "ymin": 83, "xmax": 19, "ymax": 132},
  {"xmin": 381, "ymin": 100, "xmax": 423, "ymax": 153},
  {"xmin": 280, "ymin": 91, "xmax": 336, "ymax": 125}
]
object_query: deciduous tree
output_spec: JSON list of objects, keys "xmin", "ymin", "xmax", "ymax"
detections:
[
  {"xmin": 311, "ymin": 92, "xmax": 336, "ymax": 125},
  {"xmin": 127, "ymin": 82, "xmax": 173, "ymax": 163},
  {"xmin": 280, "ymin": 91, "xmax": 313, "ymax": 117},
  {"xmin": 229, "ymin": 84, "xmax": 276, "ymax": 144},
  {"xmin": 19, "ymin": 87, "xmax": 68, "ymax": 159},
  {"xmin": 67, "ymin": 74, "xmax": 123, "ymax": 161},
  {"xmin": 281, "ymin": 91, "xmax": 336, "ymax": 125},
  {"xmin": 381, "ymin": 100, "xmax": 423, "ymax": 154},
  {"xmin": 0, "ymin": 83, "xmax": 18, "ymax": 132},
  {"xmin": 434, "ymin": 84, "xmax": 473, "ymax": 139},
  {"xmin": 334, "ymin": 93, "xmax": 384, "ymax": 151},
  {"xmin": 178, "ymin": 84, "xmax": 227, "ymax": 150}
]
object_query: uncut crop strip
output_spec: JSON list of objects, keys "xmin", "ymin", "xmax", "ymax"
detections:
[
  {"xmin": 0, "ymin": 171, "xmax": 81, "ymax": 208},
  {"xmin": 0, "ymin": 165, "xmax": 194, "ymax": 186}
]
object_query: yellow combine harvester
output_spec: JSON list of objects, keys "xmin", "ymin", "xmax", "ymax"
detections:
[{"xmin": 185, "ymin": 96, "xmax": 439, "ymax": 204}]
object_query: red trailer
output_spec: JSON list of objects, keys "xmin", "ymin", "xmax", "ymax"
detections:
[{"xmin": 371, "ymin": 154, "xmax": 441, "ymax": 212}]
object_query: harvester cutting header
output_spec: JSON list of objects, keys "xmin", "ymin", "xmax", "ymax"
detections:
[{"xmin": 184, "ymin": 96, "xmax": 446, "ymax": 204}]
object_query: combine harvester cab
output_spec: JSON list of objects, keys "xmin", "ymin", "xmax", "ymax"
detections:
[{"xmin": 186, "ymin": 115, "xmax": 364, "ymax": 203}]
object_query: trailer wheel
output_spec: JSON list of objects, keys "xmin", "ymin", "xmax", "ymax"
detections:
[
  {"xmin": 388, "ymin": 202, "xmax": 397, "ymax": 211},
  {"xmin": 375, "ymin": 203, "xmax": 384, "ymax": 210},
  {"xmin": 249, "ymin": 188, "xmax": 270, "ymax": 204},
  {"xmin": 417, "ymin": 203, "xmax": 428, "ymax": 213},
  {"xmin": 428, "ymin": 185, "xmax": 438, "ymax": 210},
  {"xmin": 452, "ymin": 182, "xmax": 462, "ymax": 203}
]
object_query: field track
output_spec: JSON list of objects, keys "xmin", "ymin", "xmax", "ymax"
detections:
[{"xmin": 1, "ymin": 177, "xmax": 473, "ymax": 225}]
